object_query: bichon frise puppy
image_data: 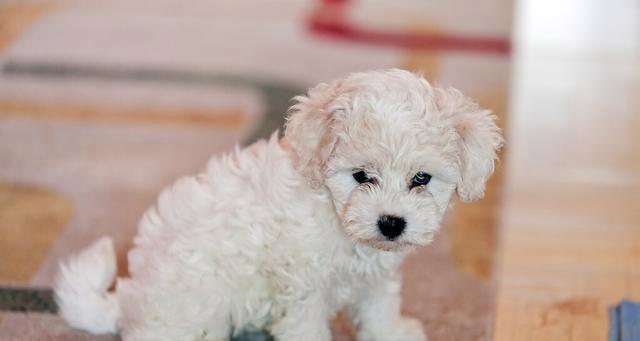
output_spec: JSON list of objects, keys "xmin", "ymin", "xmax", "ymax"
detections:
[{"xmin": 55, "ymin": 69, "xmax": 502, "ymax": 341}]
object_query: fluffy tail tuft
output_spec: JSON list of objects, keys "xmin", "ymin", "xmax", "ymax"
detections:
[{"xmin": 54, "ymin": 236, "xmax": 121, "ymax": 334}]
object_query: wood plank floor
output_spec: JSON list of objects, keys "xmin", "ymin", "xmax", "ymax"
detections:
[{"xmin": 494, "ymin": 0, "xmax": 640, "ymax": 339}]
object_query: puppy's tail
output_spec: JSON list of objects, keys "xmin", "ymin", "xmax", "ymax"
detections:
[{"xmin": 54, "ymin": 236, "xmax": 121, "ymax": 334}]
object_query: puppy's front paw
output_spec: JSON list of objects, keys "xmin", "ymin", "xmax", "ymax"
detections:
[
  {"xmin": 358, "ymin": 317, "xmax": 427, "ymax": 341},
  {"xmin": 394, "ymin": 317, "xmax": 427, "ymax": 341}
]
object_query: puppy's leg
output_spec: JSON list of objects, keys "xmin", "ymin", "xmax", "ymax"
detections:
[
  {"xmin": 269, "ymin": 293, "xmax": 331, "ymax": 341},
  {"xmin": 348, "ymin": 274, "xmax": 426, "ymax": 341},
  {"xmin": 117, "ymin": 276, "xmax": 233, "ymax": 341}
]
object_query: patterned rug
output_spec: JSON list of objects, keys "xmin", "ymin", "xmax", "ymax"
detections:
[{"xmin": 0, "ymin": 0, "xmax": 511, "ymax": 339}]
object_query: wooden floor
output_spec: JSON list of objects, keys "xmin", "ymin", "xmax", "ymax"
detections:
[{"xmin": 494, "ymin": 0, "xmax": 640, "ymax": 339}]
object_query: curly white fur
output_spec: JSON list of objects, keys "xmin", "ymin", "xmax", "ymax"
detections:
[{"xmin": 55, "ymin": 69, "xmax": 502, "ymax": 341}]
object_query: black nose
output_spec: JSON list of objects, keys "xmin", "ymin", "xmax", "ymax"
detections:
[{"xmin": 377, "ymin": 215, "xmax": 406, "ymax": 240}]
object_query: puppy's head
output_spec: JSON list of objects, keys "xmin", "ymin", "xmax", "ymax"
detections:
[{"xmin": 285, "ymin": 69, "xmax": 502, "ymax": 251}]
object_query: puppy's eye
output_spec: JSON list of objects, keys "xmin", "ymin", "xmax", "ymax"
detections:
[
  {"xmin": 352, "ymin": 170, "xmax": 373, "ymax": 184},
  {"xmin": 410, "ymin": 171, "xmax": 432, "ymax": 188}
]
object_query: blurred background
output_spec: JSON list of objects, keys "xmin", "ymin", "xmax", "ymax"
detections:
[{"xmin": 0, "ymin": 0, "xmax": 637, "ymax": 340}]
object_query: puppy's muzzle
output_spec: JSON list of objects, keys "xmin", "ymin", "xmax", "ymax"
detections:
[{"xmin": 377, "ymin": 215, "xmax": 406, "ymax": 241}]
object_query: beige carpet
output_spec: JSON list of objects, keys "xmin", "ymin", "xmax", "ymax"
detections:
[{"xmin": 0, "ymin": 0, "xmax": 511, "ymax": 339}]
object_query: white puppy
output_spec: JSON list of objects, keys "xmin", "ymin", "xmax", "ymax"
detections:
[{"xmin": 55, "ymin": 69, "xmax": 502, "ymax": 341}]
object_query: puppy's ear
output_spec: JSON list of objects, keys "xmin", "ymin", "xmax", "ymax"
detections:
[
  {"xmin": 435, "ymin": 88, "xmax": 503, "ymax": 202},
  {"xmin": 285, "ymin": 80, "xmax": 345, "ymax": 188}
]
